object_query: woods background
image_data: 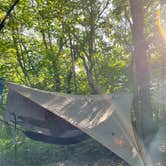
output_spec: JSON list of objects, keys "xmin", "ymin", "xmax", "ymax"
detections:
[{"xmin": 0, "ymin": 0, "xmax": 165, "ymax": 165}]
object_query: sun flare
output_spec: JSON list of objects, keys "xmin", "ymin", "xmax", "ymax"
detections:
[{"xmin": 157, "ymin": 10, "xmax": 166, "ymax": 44}]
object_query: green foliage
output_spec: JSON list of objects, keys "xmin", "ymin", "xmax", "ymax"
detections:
[
  {"xmin": 0, "ymin": 0, "xmax": 130, "ymax": 93},
  {"xmin": 0, "ymin": 1, "xmax": 132, "ymax": 165},
  {"xmin": 1, "ymin": 0, "xmax": 164, "ymax": 165},
  {"xmin": 0, "ymin": 0, "xmax": 132, "ymax": 164}
]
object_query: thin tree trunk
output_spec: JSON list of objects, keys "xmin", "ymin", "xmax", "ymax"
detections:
[
  {"xmin": 40, "ymin": 22, "xmax": 62, "ymax": 92},
  {"xmin": 68, "ymin": 33, "xmax": 78, "ymax": 93},
  {"xmin": 12, "ymin": 33, "xmax": 30, "ymax": 85},
  {"xmin": 66, "ymin": 70, "xmax": 72, "ymax": 94},
  {"xmin": 81, "ymin": 0, "xmax": 99, "ymax": 94},
  {"xmin": 81, "ymin": 56, "xmax": 99, "ymax": 94}
]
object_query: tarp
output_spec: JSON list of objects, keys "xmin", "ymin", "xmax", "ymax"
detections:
[
  {"xmin": 5, "ymin": 89, "xmax": 89, "ymax": 144},
  {"xmin": 4, "ymin": 82, "xmax": 150, "ymax": 166}
]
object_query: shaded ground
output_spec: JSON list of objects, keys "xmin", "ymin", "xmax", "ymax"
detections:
[
  {"xmin": 0, "ymin": 137, "xmax": 129, "ymax": 166},
  {"xmin": 0, "ymin": 124, "xmax": 165, "ymax": 166},
  {"xmin": 46, "ymin": 158, "xmax": 128, "ymax": 166}
]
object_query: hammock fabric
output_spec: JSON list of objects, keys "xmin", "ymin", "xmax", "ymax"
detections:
[{"xmin": 4, "ymin": 82, "xmax": 151, "ymax": 166}]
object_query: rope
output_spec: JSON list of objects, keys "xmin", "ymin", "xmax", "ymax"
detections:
[{"xmin": 0, "ymin": 118, "xmax": 24, "ymax": 132}]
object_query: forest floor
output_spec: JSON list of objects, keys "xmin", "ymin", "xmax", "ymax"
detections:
[
  {"xmin": 0, "ymin": 138, "xmax": 129, "ymax": 166},
  {"xmin": 0, "ymin": 125, "xmax": 165, "ymax": 166},
  {"xmin": 46, "ymin": 158, "xmax": 128, "ymax": 166}
]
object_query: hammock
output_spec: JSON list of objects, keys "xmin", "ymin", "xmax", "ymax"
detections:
[
  {"xmin": 5, "ymin": 88, "xmax": 89, "ymax": 145},
  {"xmin": 4, "ymin": 82, "xmax": 151, "ymax": 166}
]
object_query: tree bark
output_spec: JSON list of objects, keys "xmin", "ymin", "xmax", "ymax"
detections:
[{"xmin": 129, "ymin": 0, "xmax": 154, "ymax": 141}]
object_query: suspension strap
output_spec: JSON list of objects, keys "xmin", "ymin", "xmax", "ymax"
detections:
[
  {"xmin": 13, "ymin": 114, "xmax": 17, "ymax": 166},
  {"xmin": 0, "ymin": 78, "xmax": 5, "ymax": 104}
]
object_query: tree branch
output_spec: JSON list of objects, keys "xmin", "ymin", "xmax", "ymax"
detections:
[{"xmin": 0, "ymin": 0, "xmax": 19, "ymax": 30}]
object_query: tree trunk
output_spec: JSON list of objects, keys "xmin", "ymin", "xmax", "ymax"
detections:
[
  {"xmin": 12, "ymin": 28, "xmax": 30, "ymax": 85},
  {"xmin": 82, "ymin": 0, "xmax": 99, "ymax": 94},
  {"xmin": 68, "ymin": 33, "xmax": 78, "ymax": 94},
  {"xmin": 129, "ymin": 0, "xmax": 154, "ymax": 141}
]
